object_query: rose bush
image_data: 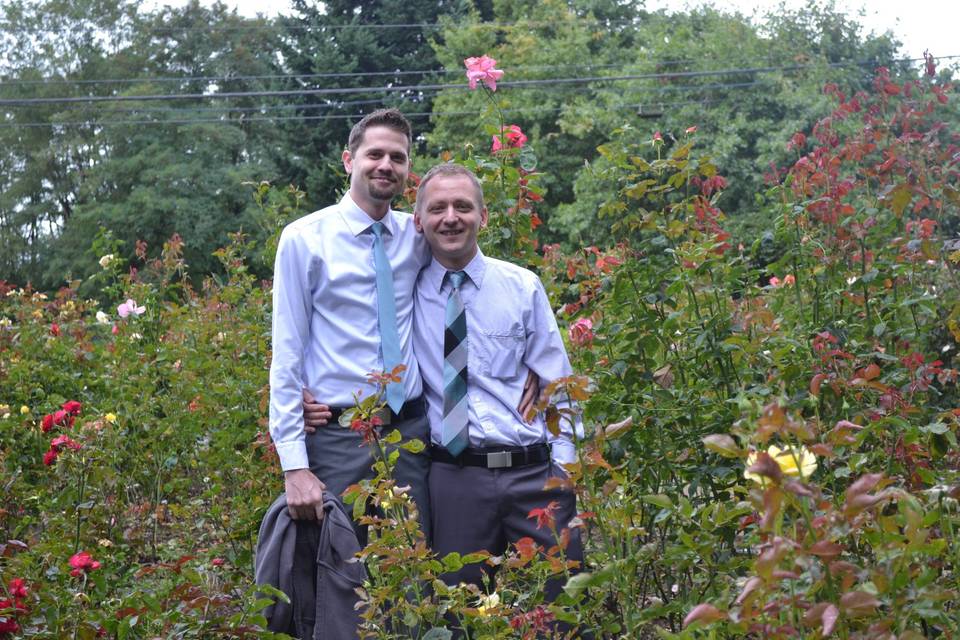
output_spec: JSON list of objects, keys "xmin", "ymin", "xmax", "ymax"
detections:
[{"xmin": 1, "ymin": 57, "xmax": 957, "ymax": 638}]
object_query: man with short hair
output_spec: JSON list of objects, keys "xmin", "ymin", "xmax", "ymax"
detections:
[
  {"xmin": 411, "ymin": 163, "xmax": 583, "ymax": 595},
  {"xmin": 269, "ymin": 108, "xmax": 432, "ymax": 534}
]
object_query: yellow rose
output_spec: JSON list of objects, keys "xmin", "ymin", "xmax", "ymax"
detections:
[
  {"xmin": 20, "ymin": 405, "xmax": 30, "ymax": 415},
  {"xmin": 105, "ymin": 413, "xmax": 117, "ymax": 424},
  {"xmin": 744, "ymin": 445, "xmax": 817, "ymax": 485},
  {"xmin": 476, "ymin": 593, "xmax": 500, "ymax": 615}
]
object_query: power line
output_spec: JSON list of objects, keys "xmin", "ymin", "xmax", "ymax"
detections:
[
  {"xmin": 6, "ymin": 79, "xmax": 769, "ymax": 117},
  {"xmin": 0, "ymin": 96, "xmax": 743, "ymax": 129},
  {"xmin": 146, "ymin": 18, "xmax": 642, "ymax": 34},
  {"xmin": 0, "ymin": 61, "xmax": 695, "ymax": 88},
  {"xmin": 16, "ymin": 76, "xmax": 957, "ymax": 130},
  {"xmin": 1, "ymin": 54, "xmax": 947, "ymax": 90},
  {"xmin": 0, "ymin": 57, "xmax": 941, "ymax": 107}
]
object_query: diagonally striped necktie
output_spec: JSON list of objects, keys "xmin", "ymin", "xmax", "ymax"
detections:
[{"xmin": 442, "ymin": 270, "xmax": 469, "ymax": 455}]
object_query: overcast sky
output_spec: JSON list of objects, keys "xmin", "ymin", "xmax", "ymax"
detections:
[{"xmin": 148, "ymin": 0, "xmax": 957, "ymax": 68}]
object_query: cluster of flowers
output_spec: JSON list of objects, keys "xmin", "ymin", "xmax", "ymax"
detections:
[
  {"xmin": 40, "ymin": 400, "xmax": 84, "ymax": 465},
  {"xmin": 0, "ymin": 578, "xmax": 29, "ymax": 635},
  {"xmin": 40, "ymin": 400, "xmax": 81, "ymax": 433},
  {"xmin": 463, "ymin": 56, "xmax": 529, "ymax": 156},
  {"xmin": 768, "ymin": 274, "xmax": 796, "ymax": 287}
]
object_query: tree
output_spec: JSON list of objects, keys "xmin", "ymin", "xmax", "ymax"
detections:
[
  {"xmin": 0, "ymin": 0, "xmax": 284, "ymax": 287},
  {"xmin": 275, "ymin": 0, "xmax": 470, "ymax": 209}
]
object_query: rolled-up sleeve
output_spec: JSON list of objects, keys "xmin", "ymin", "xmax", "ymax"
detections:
[{"xmin": 269, "ymin": 227, "xmax": 314, "ymax": 471}]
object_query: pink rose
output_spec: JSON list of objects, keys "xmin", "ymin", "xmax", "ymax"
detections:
[
  {"xmin": 117, "ymin": 298, "xmax": 145, "ymax": 318},
  {"xmin": 464, "ymin": 55, "xmax": 504, "ymax": 91},
  {"xmin": 492, "ymin": 125, "xmax": 527, "ymax": 152},
  {"xmin": 568, "ymin": 318, "xmax": 594, "ymax": 347},
  {"xmin": 68, "ymin": 551, "xmax": 101, "ymax": 577}
]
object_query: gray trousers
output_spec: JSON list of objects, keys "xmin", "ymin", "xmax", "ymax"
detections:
[
  {"xmin": 306, "ymin": 411, "xmax": 432, "ymax": 544},
  {"xmin": 429, "ymin": 458, "xmax": 582, "ymax": 600}
]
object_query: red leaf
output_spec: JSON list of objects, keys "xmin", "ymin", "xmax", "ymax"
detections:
[
  {"xmin": 809, "ymin": 540, "xmax": 844, "ymax": 558},
  {"xmin": 822, "ymin": 604, "xmax": 839, "ymax": 636},
  {"xmin": 682, "ymin": 603, "xmax": 726, "ymax": 629},
  {"xmin": 840, "ymin": 590, "xmax": 880, "ymax": 616},
  {"xmin": 845, "ymin": 473, "xmax": 883, "ymax": 500},
  {"xmin": 735, "ymin": 576, "xmax": 763, "ymax": 606}
]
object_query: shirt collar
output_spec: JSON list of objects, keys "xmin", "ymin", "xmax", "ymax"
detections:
[
  {"xmin": 339, "ymin": 192, "xmax": 399, "ymax": 238},
  {"xmin": 425, "ymin": 249, "xmax": 487, "ymax": 294}
]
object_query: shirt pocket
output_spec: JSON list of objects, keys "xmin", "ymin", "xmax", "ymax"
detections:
[{"xmin": 473, "ymin": 330, "xmax": 524, "ymax": 379}]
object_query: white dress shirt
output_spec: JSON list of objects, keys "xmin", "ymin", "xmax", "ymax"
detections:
[
  {"xmin": 270, "ymin": 194, "xmax": 430, "ymax": 471},
  {"xmin": 413, "ymin": 250, "xmax": 583, "ymax": 465}
]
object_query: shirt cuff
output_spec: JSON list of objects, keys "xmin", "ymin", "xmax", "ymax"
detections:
[
  {"xmin": 275, "ymin": 441, "xmax": 310, "ymax": 472},
  {"xmin": 550, "ymin": 440, "xmax": 576, "ymax": 466}
]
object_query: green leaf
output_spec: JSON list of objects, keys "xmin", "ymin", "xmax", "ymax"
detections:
[
  {"xmin": 400, "ymin": 438, "xmax": 425, "ymax": 453},
  {"xmin": 702, "ymin": 434, "xmax": 741, "ymax": 458},
  {"xmin": 421, "ymin": 629, "xmax": 453, "ymax": 640},
  {"xmin": 563, "ymin": 572, "xmax": 593, "ymax": 599},
  {"xmin": 459, "ymin": 552, "xmax": 490, "ymax": 565},
  {"xmin": 920, "ymin": 422, "xmax": 949, "ymax": 435},
  {"xmin": 441, "ymin": 552, "xmax": 463, "ymax": 573},
  {"xmin": 642, "ymin": 494, "xmax": 673, "ymax": 509}
]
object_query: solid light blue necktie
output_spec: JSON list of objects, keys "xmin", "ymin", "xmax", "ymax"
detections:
[
  {"xmin": 371, "ymin": 221, "xmax": 405, "ymax": 413},
  {"xmin": 442, "ymin": 271, "xmax": 469, "ymax": 456}
]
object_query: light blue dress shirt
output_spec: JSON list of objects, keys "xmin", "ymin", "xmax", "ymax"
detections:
[
  {"xmin": 270, "ymin": 194, "xmax": 430, "ymax": 471},
  {"xmin": 413, "ymin": 250, "xmax": 583, "ymax": 465}
]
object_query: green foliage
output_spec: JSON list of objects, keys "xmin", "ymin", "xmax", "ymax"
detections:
[{"xmin": 2, "ymin": 17, "xmax": 960, "ymax": 640}]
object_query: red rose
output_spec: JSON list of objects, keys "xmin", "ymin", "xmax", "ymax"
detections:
[
  {"xmin": 62, "ymin": 400, "xmax": 82, "ymax": 416},
  {"xmin": 0, "ymin": 617, "xmax": 20, "ymax": 633},
  {"xmin": 50, "ymin": 323, "xmax": 60, "ymax": 337},
  {"xmin": 7, "ymin": 578, "xmax": 28, "ymax": 599},
  {"xmin": 50, "ymin": 434, "xmax": 82, "ymax": 452},
  {"xmin": 68, "ymin": 551, "xmax": 101, "ymax": 577},
  {"xmin": 43, "ymin": 449, "xmax": 58, "ymax": 466},
  {"xmin": 41, "ymin": 414, "xmax": 54, "ymax": 432},
  {"xmin": 52, "ymin": 409, "xmax": 69, "ymax": 426}
]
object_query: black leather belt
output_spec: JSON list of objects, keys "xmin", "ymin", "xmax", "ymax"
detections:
[
  {"xmin": 328, "ymin": 395, "xmax": 426, "ymax": 427},
  {"xmin": 430, "ymin": 443, "xmax": 550, "ymax": 469}
]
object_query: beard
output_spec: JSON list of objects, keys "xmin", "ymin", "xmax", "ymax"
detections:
[{"xmin": 365, "ymin": 174, "xmax": 401, "ymax": 202}]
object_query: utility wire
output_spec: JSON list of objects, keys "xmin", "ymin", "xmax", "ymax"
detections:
[
  {"xmin": 146, "ymin": 18, "xmax": 643, "ymax": 34},
  {"xmin": 0, "ymin": 62, "xmax": 684, "ymax": 87},
  {"xmin": 16, "ymin": 78, "xmax": 957, "ymax": 130},
  {"xmin": 8, "ymin": 80, "xmax": 768, "ymax": 117},
  {"xmin": 0, "ymin": 58, "xmax": 938, "ymax": 107},
  {"xmin": 0, "ymin": 96, "xmax": 738, "ymax": 129},
  {"xmin": 1, "ymin": 54, "xmax": 948, "ymax": 89}
]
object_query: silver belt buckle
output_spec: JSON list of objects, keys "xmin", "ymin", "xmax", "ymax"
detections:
[{"xmin": 486, "ymin": 451, "xmax": 512, "ymax": 468}]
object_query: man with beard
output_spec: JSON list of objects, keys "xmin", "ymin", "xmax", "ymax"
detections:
[{"xmin": 269, "ymin": 108, "xmax": 432, "ymax": 535}]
